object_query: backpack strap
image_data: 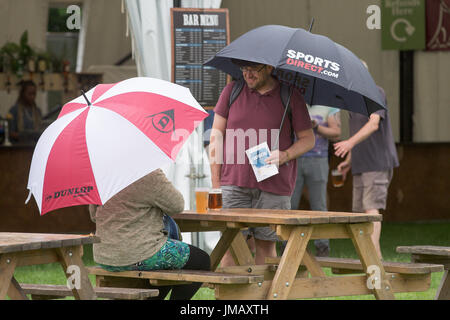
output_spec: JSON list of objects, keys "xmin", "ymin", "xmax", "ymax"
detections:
[{"xmin": 228, "ymin": 79, "xmax": 245, "ymax": 108}]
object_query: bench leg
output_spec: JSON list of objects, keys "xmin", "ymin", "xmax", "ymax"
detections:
[
  {"xmin": 56, "ymin": 246, "xmax": 96, "ymax": 300},
  {"xmin": 7, "ymin": 277, "xmax": 28, "ymax": 300},
  {"xmin": 302, "ymin": 250, "xmax": 326, "ymax": 277},
  {"xmin": 0, "ymin": 254, "xmax": 17, "ymax": 300},
  {"xmin": 267, "ymin": 226, "xmax": 313, "ymax": 300},
  {"xmin": 210, "ymin": 228, "xmax": 240, "ymax": 271},
  {"xmin": 229, "ymin": 232, "xmax": 255, "ymax": 266},
  {"xmin": 347, "ymin": 223, "xmax": 395, "ymax": 300},
  {"xmin": 436, "ymin": 270, "xmax": 450, "ymax": 300}
]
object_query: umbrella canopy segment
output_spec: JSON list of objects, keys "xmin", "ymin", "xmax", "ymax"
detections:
[
  {"xmin": 27, "ymin": 77, "xmax": 208, "ymax": 215},
  {"xmin": 205, "ymin": 25, "xmax": 386, "ymax": 116}
]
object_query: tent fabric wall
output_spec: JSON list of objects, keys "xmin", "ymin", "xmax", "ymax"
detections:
[
  {"xmin": 0, "ymin": 0, "xmax": 48, "ymax": 51},
  {"xmin": 86, "ymin": 65, "xmax": 137, "ymax": 83},
  {"xmin": 181, "ymin": 0, "xmax": 222, "ymax": 8},
  {"xmin": 81, "ymin": 0, "xmax": 132, "ymax": 70}
]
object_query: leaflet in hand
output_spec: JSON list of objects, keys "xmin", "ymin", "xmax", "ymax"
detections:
[{"xmin": 246, "ymin": 142, "xmax": 279, "ymax": 182}]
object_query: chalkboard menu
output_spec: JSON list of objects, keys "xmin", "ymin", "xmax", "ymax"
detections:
[{"xmin": 171, "ymin": 8, "xmax": 229, "ymax": 108}]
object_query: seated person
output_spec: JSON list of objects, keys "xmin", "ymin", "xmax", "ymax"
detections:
[
  {"xmin": 7, "ymin": 80, "xmax": 43, "ymax": 143},
  {"xmin": 89, "ymin": 169, "xmax": 210, "ymax": 300}
]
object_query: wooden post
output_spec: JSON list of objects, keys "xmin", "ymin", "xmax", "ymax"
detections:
[
  {"xmin": 0, "ymin": 254, "xmax": 17, "ymax": 300},
  {"xmin": 302, "ymin": 250, "xmax": 326, "ymax": 277},
  {"xmin": 56, "ymin": 246, "xmax": 96, "ymax": 300},
  {"xmin": 347, "ymin": 223, "xmax": 395, "ymax": 300},
  {"xmin": 229, "ymin": 231, "xmax": 255, "ymax": 266},
  {"xmin": 210, "ymin": 228, "xmax": 240, "ymax": 271},
  {"xmin": 267, "ymin": 226, "xmax": 313, "ymax": 300},
  {"xmin": 7, "ymin": 277, "xmax": 28, "ymax": 300}
]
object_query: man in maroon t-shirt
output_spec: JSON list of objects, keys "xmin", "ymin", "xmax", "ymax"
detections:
[{"xmin": 209, "ymin": 59, "xmax": 315, "ymax": 265}]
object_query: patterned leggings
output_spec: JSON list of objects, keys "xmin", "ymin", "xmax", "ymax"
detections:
[{"xmin": 99, "ymin": 239, "xmax": 210, "ymax": 300}]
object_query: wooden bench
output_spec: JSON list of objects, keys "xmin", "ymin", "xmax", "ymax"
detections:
[
  {"xmin": 88, "ymin": 266, "xmax": 265, "ymax": 292},
  {"xmin": 396, "ymin": 245, "xmax": 450, "ymax": 300},
  {"xmin": 21, "ymin": 283, "xmax": 159, "ymax": 300},
  {"xmin": 264, "ymin": 256, "xmax": 443, "ymax": 297},
  {"xmin": 266, "ymin": 256, "xmax": 443, "ymax": 275},
  {"xmin": 315, "ymin": 257, "xmax": 444, "ymax": 275}
]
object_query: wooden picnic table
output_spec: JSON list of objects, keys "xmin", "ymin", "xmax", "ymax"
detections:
[
  {"xmin": 0, "ymin": 232, "xmax": 100, "ymax": 300},
  {"xmin": 397, "ymin": 245, "xmax": 450, "ymax": 300},
  {"xmin": 173, "ymin": 208, "xmax": 400, "ymax": 300}
]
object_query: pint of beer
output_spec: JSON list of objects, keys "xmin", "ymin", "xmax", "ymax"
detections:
[
  {"xmin": 331, "ymin": 169, "xmax": 344, "ymax": 188},
  {"xmin": 208, "ymin": 189, "xmax": 222, "ymax": 210},
  {"xmin": 195, "ymin": 187, "xmax": 209, "ymax": 213}
]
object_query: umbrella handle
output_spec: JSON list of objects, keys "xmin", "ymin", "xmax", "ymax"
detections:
[
  {"xmin": 81, "ymin": 90, "xmax": 92, "ymax": 106},
  {"xmin": 308, "ymin": 18, "xmax": 315, "ymax": 32},
  {"xmin": 274, "ymin": 87, "xmax": 293, "ymax": 152},
  {"xmin": 274, "ymin": 74, "xmax": 297, "ymax": 151}
]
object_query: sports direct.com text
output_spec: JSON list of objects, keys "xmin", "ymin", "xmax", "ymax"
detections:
[{"xmin": 286, "ymin": 49, "xmax": 340, "ymax": 79}]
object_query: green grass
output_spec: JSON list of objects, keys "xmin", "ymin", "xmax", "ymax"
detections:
[{"xmin": 12, "ymin": 221, "xmax": 450, "ymax": 300}]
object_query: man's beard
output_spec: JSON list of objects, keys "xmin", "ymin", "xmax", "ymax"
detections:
[{"xmin": 246, "ymin": 74, "xmax": 269, "ymax": 90}]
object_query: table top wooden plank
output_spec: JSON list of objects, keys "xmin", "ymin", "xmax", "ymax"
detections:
[
  {"xmin": 0, "ymin": 233, "xmax": 100, "ymax": 253},
  {"xmin": 173, "ymin": 209, "xmax": 381, "ymax": 226},
  {"xmin": 396, "ymin": 246, "xmax": 450, "ymax": 256}
]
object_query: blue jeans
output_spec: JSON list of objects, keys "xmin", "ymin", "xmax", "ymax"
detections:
[{"xmin": 291, "ymin": 157, "xmax": 330, "ymax": 252}]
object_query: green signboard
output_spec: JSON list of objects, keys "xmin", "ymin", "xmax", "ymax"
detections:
[{"xmin": 382, "ymin": 0, "xmax": 426, "ymax": 50}]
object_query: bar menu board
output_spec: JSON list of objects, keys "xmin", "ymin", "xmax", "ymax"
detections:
[{"xmin": 171, "ymin": 8, "xmax": 229, "ymax": 108}]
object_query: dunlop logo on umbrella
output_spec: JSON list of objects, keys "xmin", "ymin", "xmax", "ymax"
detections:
[
  {"xmin": 45, "ymin": 186, "xmax": 94, "ymax": 202},
  {"xmin": 147, "ymin": 109, "xmax": 175, "ymax": 133}
]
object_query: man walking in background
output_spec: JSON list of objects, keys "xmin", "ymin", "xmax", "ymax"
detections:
[{"xmin": 334, "ymin": 61, "xmax": 399, "ymax": 260}]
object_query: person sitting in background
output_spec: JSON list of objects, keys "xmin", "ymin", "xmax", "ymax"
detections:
[
  {"xmin": 89, "ymin": 169, "xmax": 210, "ymax": 300},
  {"xmin": 7, "ymin": 80, "xmax": 42, "ymax": 143}
]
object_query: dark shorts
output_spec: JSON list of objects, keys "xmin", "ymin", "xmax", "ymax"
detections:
[{"xmin": 221, "ymin": 185, "xmax": 291, "ymax": 241}]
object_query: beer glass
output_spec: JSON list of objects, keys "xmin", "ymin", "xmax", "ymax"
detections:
[
  {"xmin": 208, "ymin": 189, "xmax": 222, "ymax": 210},
  {"xmin": 195, "ymin": 187, "xmax": 209, "ymax": 213},
  {"xmin": 331, "ymin": 169, "xmax": 344, "ymax": 188}
]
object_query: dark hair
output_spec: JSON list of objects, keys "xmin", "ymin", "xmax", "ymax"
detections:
[
  {"xmin": 17, "ymin": 80, "xmax": 37, "ymax": 104},
  {"xmin": 231, "ymin": 58, "xmax": 261, "ymax": 67}
]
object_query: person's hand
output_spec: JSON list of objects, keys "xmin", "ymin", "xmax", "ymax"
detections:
[
  {"xmin": 211, "ymin": 179, "xmax": 221, "ymax": 189},
  {"xmin": 311, "ymin": 120, "xmax": 318, "ymax": 129},
  {"xmin": 334, "ymin": 140, "xmax": 354, "ymax": 158},
  {"xmin": 265, "ymin": 149, "xmax": 289, "ymax": 167},
  {"xmin": 337, "ymin": 161, "xmax": 351, "ymax": 181}
]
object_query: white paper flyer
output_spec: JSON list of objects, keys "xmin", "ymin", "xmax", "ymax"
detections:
[{"xmin": 245, "ymin": 142, "xmax": 279, "ymax": 182}]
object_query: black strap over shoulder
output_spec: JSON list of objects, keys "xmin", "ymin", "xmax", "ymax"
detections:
[{"xmin": 228, "ymin": 79, "xmax": 245, "ymax": 108}]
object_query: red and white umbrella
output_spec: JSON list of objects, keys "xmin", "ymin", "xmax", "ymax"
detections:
[{"xmin": 26, "ymin": 77, "xmax": 208, "ymax": 215}]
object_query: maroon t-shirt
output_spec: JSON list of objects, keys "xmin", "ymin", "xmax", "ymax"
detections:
[{"xmin": 214, "ymin": 80, "xmax": 311, "ymax": 196}]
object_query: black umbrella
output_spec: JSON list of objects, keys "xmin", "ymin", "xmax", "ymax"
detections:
[{"xmin": 205, "ymin": 24, "xmax": 386, "ymax": 117}]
